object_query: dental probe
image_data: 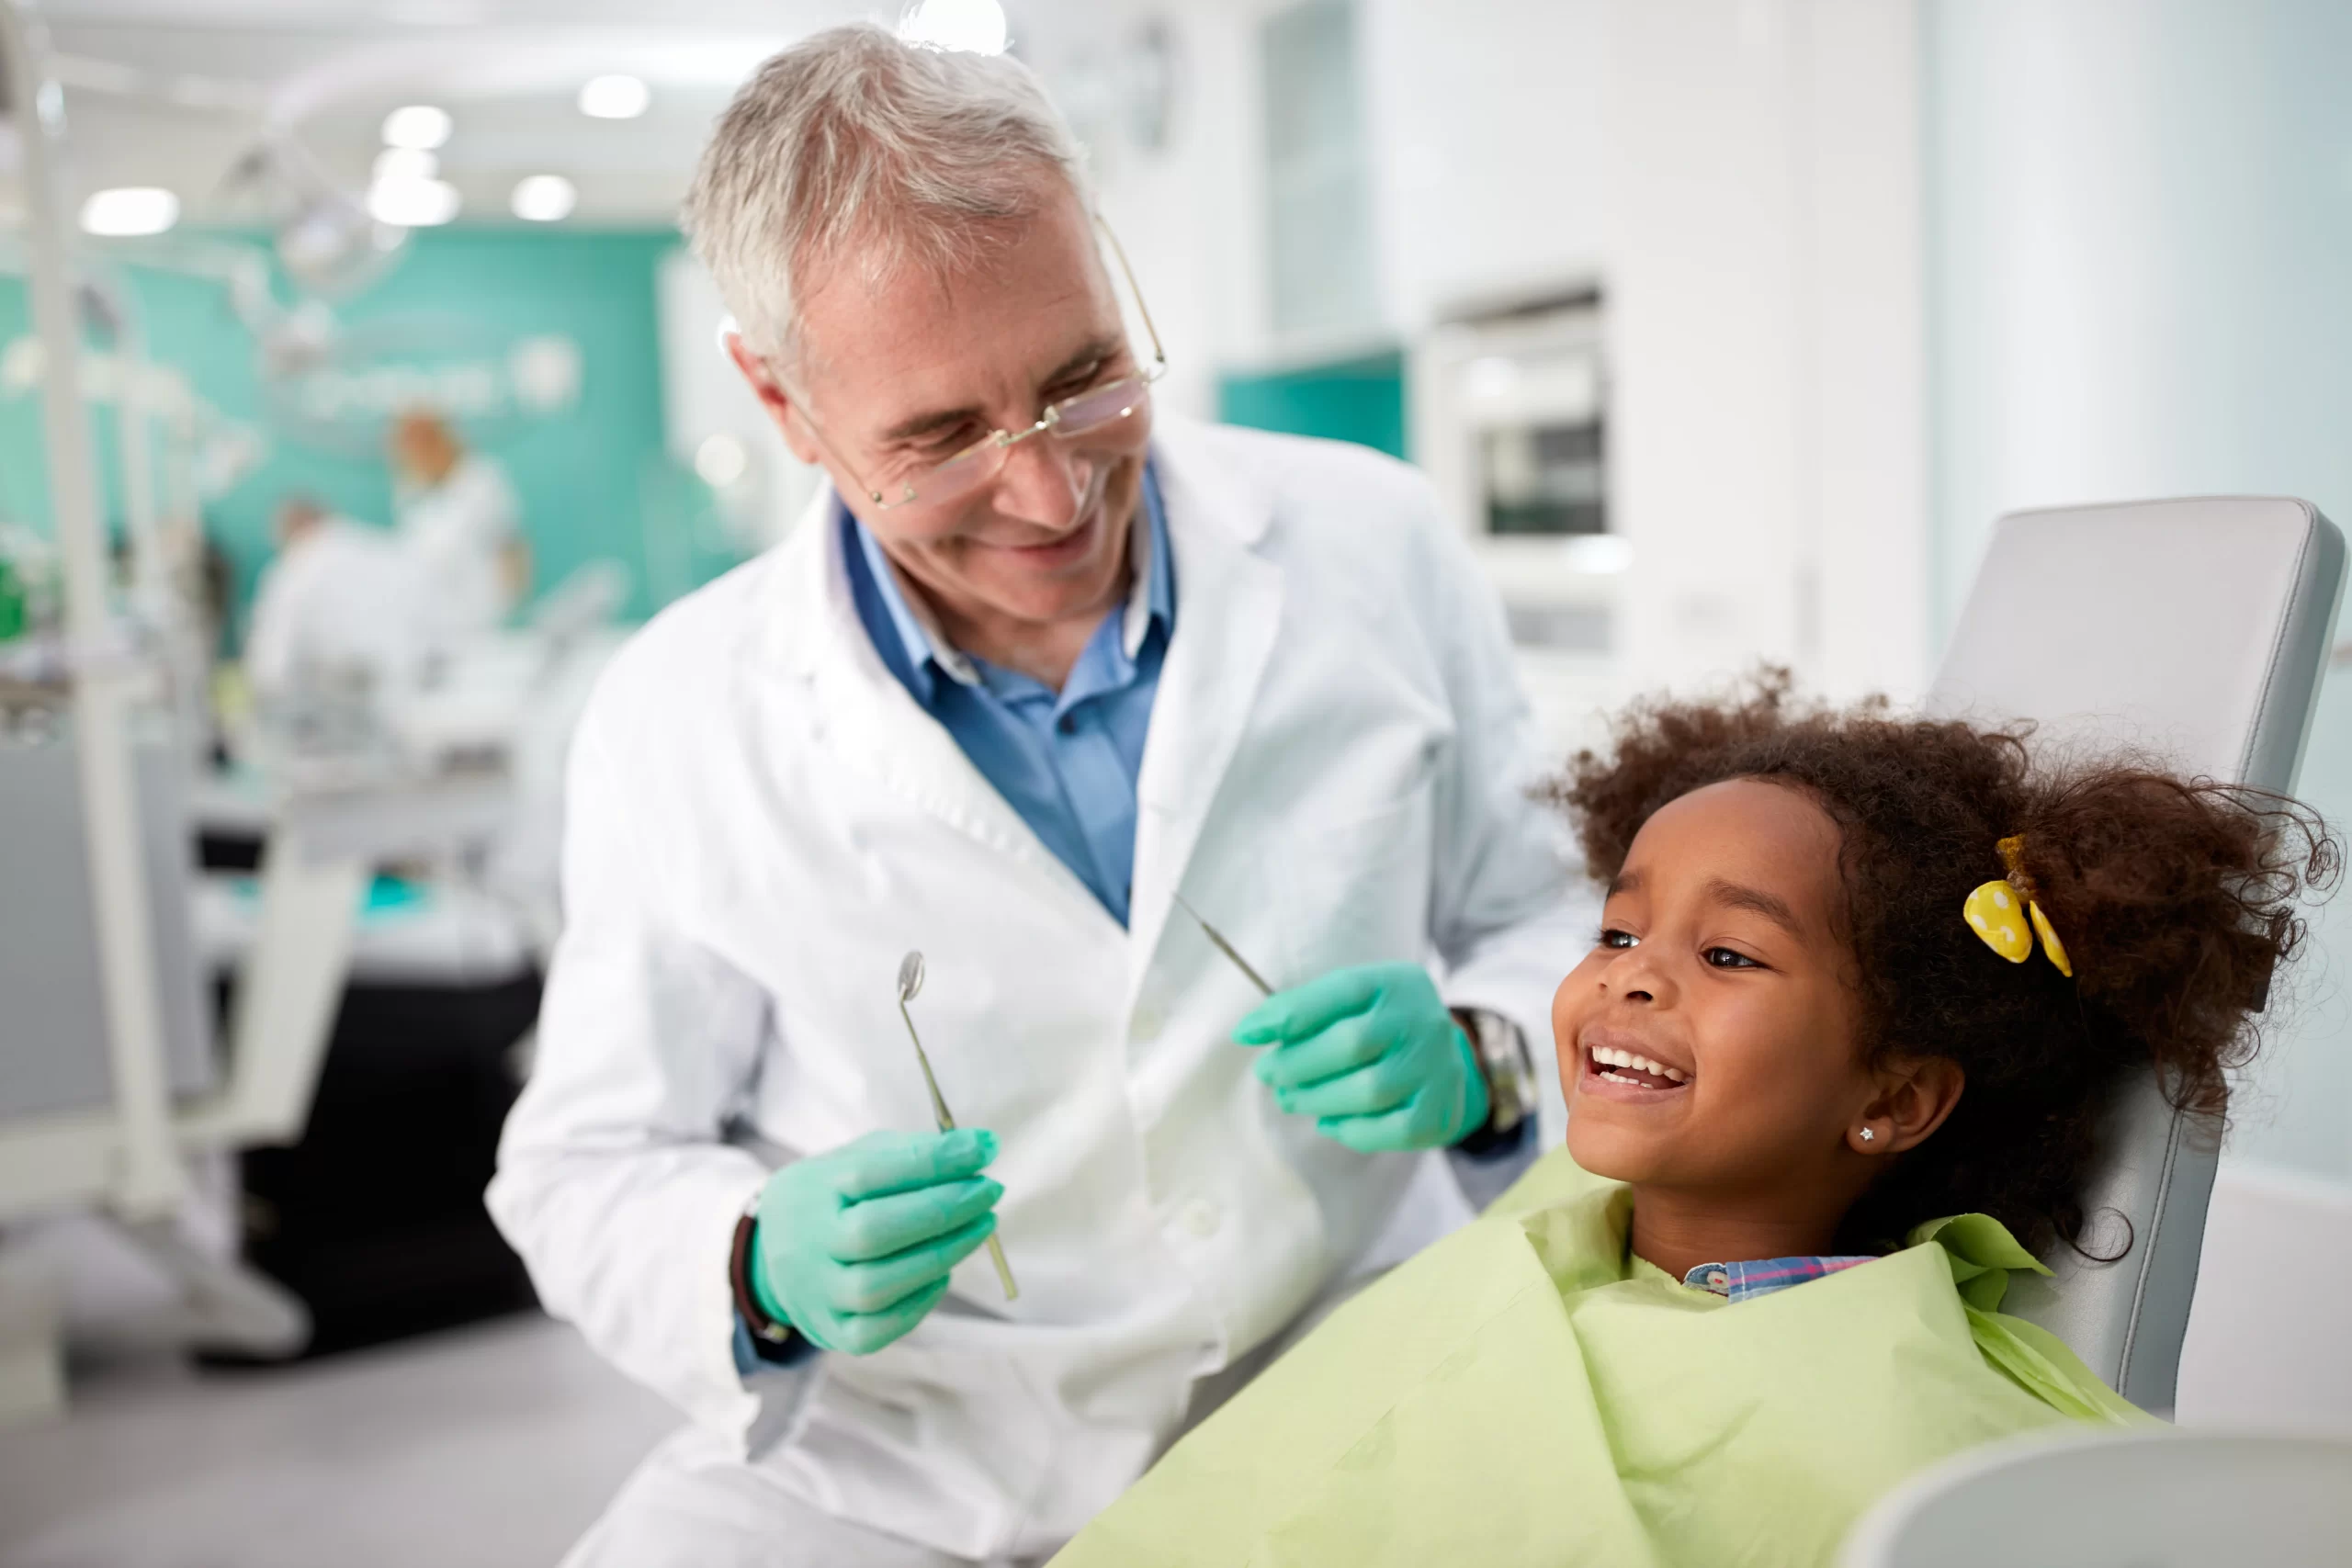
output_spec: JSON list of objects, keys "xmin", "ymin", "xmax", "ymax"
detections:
[
  {"xmin": 1170, "ymin": 894, "xmax": 1274, "ymax": 998},
  {"xmin": 896, "ymin": 951, "xmax": 1019, "ymax": 1302}
]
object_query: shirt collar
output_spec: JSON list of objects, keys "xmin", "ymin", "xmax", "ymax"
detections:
[
  {"xmin": 845, "ymin": 458, "xmax": 1172, "ymax": 694},
  {"xmin": 1682, "ymin": 1254, "xmax": 1875, "ymax": 1303}
]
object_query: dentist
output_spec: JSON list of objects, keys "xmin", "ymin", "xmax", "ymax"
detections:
[{"xmin": 490, "ymin": 24, "xmax": 1581, "ymax": 1567}]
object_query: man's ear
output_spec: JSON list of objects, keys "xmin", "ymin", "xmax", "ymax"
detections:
[
  {"xmin": 1847, "ymin": 1055, "xmax": 1965, "ymax": 1157},
  {"xmin": 724, "ymin": 333, "xmax": 824, "ymax": 467}
]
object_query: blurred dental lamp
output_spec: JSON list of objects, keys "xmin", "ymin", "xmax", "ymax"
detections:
[{"xmin": 218, "ymin": 141, "xmax": 408, "ymax": 299}]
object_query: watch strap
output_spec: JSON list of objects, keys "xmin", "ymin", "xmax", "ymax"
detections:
[{"xmin": 729, "ymin": 1210, "xmax": 797, "ymax": 1350}]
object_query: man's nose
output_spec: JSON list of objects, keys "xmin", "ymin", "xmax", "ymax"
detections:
[{"xmin": 986, "ymin": 435, "xmax": 1086, "ymax": 529}]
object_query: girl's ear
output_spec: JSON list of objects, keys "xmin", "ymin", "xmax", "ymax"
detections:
[{"xmin": 1847, "ymin": 1056, "xmax": 1965, "ymax": 1157}]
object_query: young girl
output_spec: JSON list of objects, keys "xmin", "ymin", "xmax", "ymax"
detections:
[{"xmin": 1052, "ymin": 679, "xmax": 2332, "ymax": 1568}]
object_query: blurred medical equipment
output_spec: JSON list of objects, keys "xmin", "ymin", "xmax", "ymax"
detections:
[
  {"xmin": 0, "ymin": 3, "xmax": 322, "ymax": 1417},
  {"xmin": 1837, "ymin": 1428, "xmax": 2352, "ymax": 1567},
  {"xmin": 1928, "ymin": 496, "xmax": 2345, "ymax": 1413},
  {"xmin": 896, "ymin": 952, "xmax": 1018, "ymax": 1301},
  {"xmin": 0, "ymin": 7, "xmax": 625, "ymax": 1413},
  {"xmin": 1410, "ymin": 288, "xmax": 1618, "ymax": 757},
  {"xmin": 1171, "ymin": 892, "xmax": 1272, "ymax": 997}
]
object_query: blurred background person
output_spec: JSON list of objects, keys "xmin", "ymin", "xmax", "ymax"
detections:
[
  {"xmin": 390, "ymin": 409, "xmax": 529, "ymax": 646},
  {"xmin": 243, "ymin": 495, "xmax": 432, "ymax": 705}
]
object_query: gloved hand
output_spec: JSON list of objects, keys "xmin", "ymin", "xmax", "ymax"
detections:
[
  {"xmin": 749, "ymin": 1127, "xmax": 1002, "ymax": 1356},
  {"xmin": 1234, "ymin": 962, "xmax": 1489, "ymax": 1154}
]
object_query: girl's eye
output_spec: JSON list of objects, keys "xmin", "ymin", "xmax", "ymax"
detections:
[
  {"xmin": 1600, "ymin": 928, "xmax": 1639, "ymax": 950},
  {"xmin": 1703, "ymin": 947, "xmax": 1760, "ymax": 970}
]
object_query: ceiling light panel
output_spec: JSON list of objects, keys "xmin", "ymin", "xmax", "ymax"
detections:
[
  {"xmin": 577, "ymin": 74, "xmax": 650, "ymax": 119},
  {"xmin": 381, "ymin": 104, "xmax": 454, "ymax": 150},
  {"xmin": 511, "ymin": 175, "xmax": 577, "ymax": 222},
  {"xmin": 80, "ymin": 186, "xmax": 181, "ymax": 237}
]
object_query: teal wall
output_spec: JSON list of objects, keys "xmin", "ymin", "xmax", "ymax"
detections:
[
  {"xmin": 0, "ymin": 228, "xmax": 684, "ymax": 628},
  {"xmin": 1217, "ymin": 349, "xmax": 1408, "ymax": 460}
]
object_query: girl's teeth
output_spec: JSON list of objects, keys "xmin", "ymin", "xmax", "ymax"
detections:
[{"xmin": 1590, "ymin": 1046, "xmax": 1690, "ymax": 1085}]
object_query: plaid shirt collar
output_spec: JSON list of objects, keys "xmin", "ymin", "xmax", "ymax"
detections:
[{"xmin": 1681, "ymin": 1255, "xmax": 1874, "ymax": 1303}]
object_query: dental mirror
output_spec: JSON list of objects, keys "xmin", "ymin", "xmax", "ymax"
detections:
[{"xmin": 893, "ymin": 949, "xmax": 1018, "ymax": 1301}]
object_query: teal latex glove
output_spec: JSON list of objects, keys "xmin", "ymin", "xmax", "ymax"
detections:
[
  {"xmin": 749, "ymin": 1128, "xmax": 1002, "ymax": 1356},
  {"xmin": 1234, "ymin": 962, "xmax": 1489, "ymax": 1153}
]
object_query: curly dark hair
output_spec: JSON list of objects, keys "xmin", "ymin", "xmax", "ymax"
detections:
[{"xmin": 1550, "ymin": 671, "xmax": 2335, "ymax": 1258}]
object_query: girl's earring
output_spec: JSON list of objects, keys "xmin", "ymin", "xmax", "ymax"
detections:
[{"xmin": 1859, "ymin": 1126, "xmax": 1877, "ymax": 1144}]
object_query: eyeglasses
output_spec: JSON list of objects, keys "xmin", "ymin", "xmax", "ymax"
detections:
[{"xmin": 788, "ymin": 217, "xmax": 1169, "ymax": 514}]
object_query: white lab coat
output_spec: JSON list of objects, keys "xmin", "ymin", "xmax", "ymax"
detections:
[
  {"xmin": 488, "ymin": 416, "xmax": 1586, "ymax": 1559},
  {"xmin": 395, "ymin": 453, "xmax": 519, "ymax": 643},
  {"xmin": 244, "ymin": 516, "xmax": 432, "ymax": 700}
]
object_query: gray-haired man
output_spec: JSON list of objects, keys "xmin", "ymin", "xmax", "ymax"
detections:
[{"xmin": 490, "ymin": 24, "xmax": 1578, "ymax": 1565}]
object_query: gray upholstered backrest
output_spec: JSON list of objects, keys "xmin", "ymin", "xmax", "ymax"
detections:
[{"xmin": 1927, "ymin": 496, "xmax": 2345, "ymax": 1411}]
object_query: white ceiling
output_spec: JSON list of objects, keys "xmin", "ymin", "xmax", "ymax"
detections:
[{"xmin": 7, "ymin": 1, "xmax": 1102, "ymax": 228}]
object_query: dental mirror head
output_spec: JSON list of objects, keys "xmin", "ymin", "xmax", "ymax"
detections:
[{"xmin": 898, "ymin": 950, "xmax": 926, "ymax": 1005}]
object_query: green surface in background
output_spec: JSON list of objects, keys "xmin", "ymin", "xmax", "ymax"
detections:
[
  {"xmin": 1216, "ymin": 348, "xmax": 1408, "ymax": 460},
  {"xmin": 0, "ymin": 229, "xmax": 684, "ymax": 629}
]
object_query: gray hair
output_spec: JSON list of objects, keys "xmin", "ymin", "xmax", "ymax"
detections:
[{"xmin": 684, "ymin": 24, "xmax": 1092, "ymax": 363}]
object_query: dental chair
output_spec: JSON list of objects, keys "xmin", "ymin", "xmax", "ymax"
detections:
[
  {"xmin": 1838, "ymin": 1428, "xmax": 2352, "ymax": 1567},
  {"xmin": 1926, "ymin": 495, "xmax": 2346, "ymax": 1414}
]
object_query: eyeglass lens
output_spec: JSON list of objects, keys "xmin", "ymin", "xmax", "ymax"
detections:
[{"xmin": 896, "ymin": 375, "xmax": 1155, "ymax": 509}]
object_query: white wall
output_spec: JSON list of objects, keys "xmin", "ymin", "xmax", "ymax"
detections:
[
  {"xmin": 1927, "ymin": 0, "xmax": 2352, "ymax": 1183},
  {"xmin": 1029, "ymin": 2, "xmax": 1272, "ymax": 417},
  {"xmin": 1602, "ymin": 0, "xmax": 1930, "ymax": 703},
  {"xmin": 1357, "ymin": 0, "xmax": 1606, "ymax": 329}
]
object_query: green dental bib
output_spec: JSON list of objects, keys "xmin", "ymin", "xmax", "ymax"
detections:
[{"xmin": 1054, "ymin": 1148, "xmax": 2149, "ymax": 1568}]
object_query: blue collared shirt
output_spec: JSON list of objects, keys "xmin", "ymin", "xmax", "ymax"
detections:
[{"xmin": 842, "ymin": 465, "xmax": 1175, "ymax": 927}]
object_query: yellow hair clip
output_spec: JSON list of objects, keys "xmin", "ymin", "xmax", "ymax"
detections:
[{"xmin": 1962, "ymin": 834, "xmax": 2074, "ymax": 977}]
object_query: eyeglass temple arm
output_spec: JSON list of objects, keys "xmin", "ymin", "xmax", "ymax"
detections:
[{"xmin": 1093, "ymin": 214, "xmax": 1168, "ymax": 378}]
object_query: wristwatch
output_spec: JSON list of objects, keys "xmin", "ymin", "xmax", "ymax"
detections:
[
  {"xmin": 1453, "ymin": 1007, "xmax": 1537, "ymax": 1149},
  {"xmin": 730, "ymin": 1204, "xmax": 797, "ymax": 1355}
]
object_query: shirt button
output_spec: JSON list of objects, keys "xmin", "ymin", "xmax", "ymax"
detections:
[{"xmin": 1180, "ymin": 1199, "xmax": 1222, "ymax": 1238}]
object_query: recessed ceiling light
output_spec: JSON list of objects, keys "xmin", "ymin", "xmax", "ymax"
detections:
[
  {"xmin": 372, "ymin": 147, "xmax": 439, "ymax": 184},
  {"xmin": 900, "ymin": 0, "xmax": 1010, "ymax": 55},
  {"xmin": 80, "ymin": 186, "xmax": 180, "ymax": 237},
  {"xmin": 511, "ymin": 175, "xmax": 577, "ymax": 223},
  {"xmin": 368, "ymin": 175, "xmax": 461, "ymax": 228},
  {"xmin": 381, "ymin": 104, "xmax": 453, "ymax": 150},
  {"xmin": 577, "ymin": 74, "xmax": 650, "ymax": 119}
]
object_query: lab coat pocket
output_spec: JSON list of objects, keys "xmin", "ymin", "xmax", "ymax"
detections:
[{"xmin": 1274, "ymin": 782, "xmax": 1436, "ymax": 985}]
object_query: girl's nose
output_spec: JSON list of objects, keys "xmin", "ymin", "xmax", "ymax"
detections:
[{"xmin": 1600, "ymin": 949, "xmax": 1672, "ymax": 1007}]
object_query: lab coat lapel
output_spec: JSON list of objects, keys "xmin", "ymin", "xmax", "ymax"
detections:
[
  {"xmin": 1128, "ymin": 424, "xmax": 1284, "ymax": 975},
  {"xmin": 766, "ymin": 496, "xmax": 1101, "ymax": 912}
]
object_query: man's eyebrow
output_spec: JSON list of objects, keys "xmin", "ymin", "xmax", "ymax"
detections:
[
  {"xmin": 1702, "ymin": 877, "xmax": 1805, "ymax": 938},
  {"xmin": 1606, "ymin": 869, "xmax": 1642, "ymax": 898},
  {"xmin": 874, "ymin": 335, "xmax": 1125, "ymax": 445}
]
